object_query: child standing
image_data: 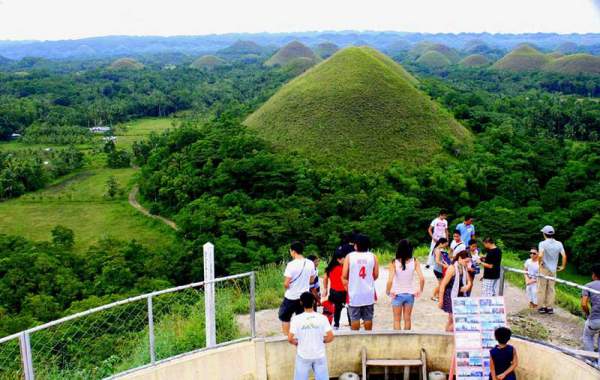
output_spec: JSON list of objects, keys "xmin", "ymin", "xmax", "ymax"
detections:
[
  {"xmin": 524, "ymin": 248, "xmax": 540, "ymax": 308},
  {"xmin": 490, "ymin": 327, "xmax": 518, "ymax": 380}
]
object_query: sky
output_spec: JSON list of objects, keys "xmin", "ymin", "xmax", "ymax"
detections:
[{"xmin": 0, "ymin": 0, "xmax": 598, "ymax": 41}]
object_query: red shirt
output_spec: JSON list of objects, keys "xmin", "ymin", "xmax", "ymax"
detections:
[{"xmin": 329, "ymin": 265, "xmax": 345, "ymax": 291}]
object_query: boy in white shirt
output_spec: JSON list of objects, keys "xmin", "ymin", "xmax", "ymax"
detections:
[
  {"xmin": 427, "ymin": 209, "xmax": 449, "ymax": 267},
  {"xmin": 279, "ymin": 242, "xmax": 316, "ymax": 335},
  {"xmin": 288, "ymin": 292, "xmax": 334, "ymax": 380}
]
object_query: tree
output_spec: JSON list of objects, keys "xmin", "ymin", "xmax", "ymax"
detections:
[
  {"xmin": 105, "ymin": 176, "xmax": 120, "ymax": 198},
  {"xmin": 51, "ymin": 225, "xmax": 75, "ymax": 249}
]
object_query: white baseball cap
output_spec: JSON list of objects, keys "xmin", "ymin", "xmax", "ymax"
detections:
[{"xmin": 540, "ymin": 225, "xmax": 555, "ymax": 235}]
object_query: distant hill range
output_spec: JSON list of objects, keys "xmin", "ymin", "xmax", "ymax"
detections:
[
  {"xmin": 0, "ymin": 32, "xmax": 599, "ymax": 60},
  {"xmin": 245, "ymin": 47, "xmax": 471, "ymax": 170}
]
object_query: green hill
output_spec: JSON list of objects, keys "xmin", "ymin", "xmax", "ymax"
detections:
[
  {"xmin": 547, "ymin": 52, "xmax": 564, "ymax": 59},
  {"xmin": 491, "ymin": 45, "xmax": 550, "ymax": 72},
  {"xmin": 0, "ymin": 55, "xmax": 11, "ymax": 66},
  {"xmin": 265, "ymin": 41, "xmax": 320, "ymax": 67},
  {"xmin": 190, "ymin": 55, "xmax": 227, "ymax": 69},
  {"xmin": 385, "ymin": 40, "xmax": 411, "ymax": 54},
  {"xmin": 245, "ymin": 47, "xmax": 470, "ymax": 170},
  {"xmin": 459, "ymin": 54, "xmax": 490, "ymax": 67},
  {"xmin": 543, "ymin": 54, "xmax": 600, "ymax": 75},
  {"xmin": 218, "ymin": 40, "xmax": 263, "ymax": 56},
  {"xmin": 416, "ymin": 50, "xmax": 452, "ymax": 68},
  {"xmin": 411, "ymin": 42, "xmax": 460, "ymax": 63},
  {"xmin": 556, "ymin": 42, "xmax": 578, "ymax": 54},
  {"xmin": 281, "ymin": 57, "xmax": 318, "ymax": 76},
  {"xmin": 109, "ymin": 58, "xmax": 144, "ymax": 70},
  {"xmin": 314, "ymin": 42, "xmax": 339, "ymax": 59}
]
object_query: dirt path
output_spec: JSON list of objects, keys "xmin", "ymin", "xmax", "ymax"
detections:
[
  {"xmin": 237, "ymin": 265, "xmax": 585, "ymax": 349},
  {"xmin": 128, "ymin": 185, "xmax": 178, "ymax": 231}
]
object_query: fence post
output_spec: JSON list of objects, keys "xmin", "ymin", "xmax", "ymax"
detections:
[
  {"xmin": 19, "ymin": 332, "xmax": 34, "ymax": 380},
  {"xmin": 250, "ymin": 271, "xmax": 256, "ymax": 338},
  {"xmin": 203, "ymin": 242, "xmax": 216, "ymax": 347},
  {"xmin": 498, "ymin": 266, "xmax": 505, "ymax": 296},
  {"xmin": 147, "ymin": 296, "xmax": 156, "ymax": 365}
]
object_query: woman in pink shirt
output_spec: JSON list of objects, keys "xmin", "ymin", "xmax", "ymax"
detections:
[{"xmin": 386, "ymin": 239, "xmax": 425, "ymax": 330}]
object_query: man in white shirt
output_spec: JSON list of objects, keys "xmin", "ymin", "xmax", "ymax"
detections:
[
  {"xmin": 342, "ymin": 234, "xmax": 379, "ymax": 331},
  {"xmin": 288, "ymin": 292, "xmax": 334, "ymax": 380},
  {"xmin": 537, "ymin": 225, "xmax": 567, "ymax": 315},
  {"xmin": 427, "ymin": 209, "xmax": 449, "ymax": 267},
  {"xmin": 279, "ymin": 241, "xmax": 316, "ymax": 334}
]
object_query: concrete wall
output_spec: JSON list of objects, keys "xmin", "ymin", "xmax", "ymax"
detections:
[
  {"xmin": 118, "ymin": 341, "xmax": 263, "ymax": 380},
  {"xmin": 264, "ymin": 331, "xmax": 454, "ymax": 379},
  {"xmin": 116, "ymin": 332, "xmax": 600, "ymax": 380}
]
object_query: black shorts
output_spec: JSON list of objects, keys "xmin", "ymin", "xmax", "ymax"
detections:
[
  {"xmin": 278, "ymin": 297, "xmax": 304, "ymax": 322},
  {"xmin": 434, "ymin": 270, "xmax": 444, "ymax": 280}
]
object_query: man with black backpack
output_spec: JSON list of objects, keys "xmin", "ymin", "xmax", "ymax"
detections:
[{"xmin": 279, "ymin": 241, "xmax": 317, "ymax": 335}]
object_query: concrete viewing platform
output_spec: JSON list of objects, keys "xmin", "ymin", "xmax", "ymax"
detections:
[{"xmin": 114, "ymin": 330, "xmax": 600, "ymax": 380}]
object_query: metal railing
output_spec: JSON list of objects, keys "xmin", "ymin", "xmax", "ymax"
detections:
[
  {"xmin": 499, "ymin": 266, "xmax": 600, "ymax": 296},
  {"xmin": 0, "ymin": 271, "xmax": 257, "ymax": 380},
  {"xmin": 498, "ymin": 266, "xmax": 599, "ymax": 368}
]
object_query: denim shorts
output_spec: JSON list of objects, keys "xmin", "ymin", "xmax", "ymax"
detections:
[
  {"xmin": 392, "ymin": 293, "xmax": 415, "ymax": 307},
  {"xmin": 348, "ymin": 304, "xmax": 374, "ymax": 322}
]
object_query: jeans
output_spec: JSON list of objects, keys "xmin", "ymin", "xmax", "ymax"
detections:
[
  {"xmin": 583, "ymin": 319, "xmax": 600, "ymax": 367},
  {"xmin": 294, "ymin": 355, "xmax": 329, "ymax": 380},
  {"xmin": 526, "ymin": 283, "xmax": 538, "ymax": 304}
]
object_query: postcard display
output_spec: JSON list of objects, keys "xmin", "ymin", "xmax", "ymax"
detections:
[{"xmin": 452, "ymin": 297, "xmax": 508, "ymax": 380}]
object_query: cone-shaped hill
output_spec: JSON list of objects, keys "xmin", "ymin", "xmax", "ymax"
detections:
[
  {"xmin": 417, "ymin": 50, "xmax": 452, "ymax": 68},
  {"xmin": 543, "ymin": 54, "xmax": 600, "ymax": 75},
  {"xmin": 218, "ymin": 40, "xmax": 263, "ymax": 56},
  {"xmin": 492, "ymin": 45, "xmax": 550, "ymax": 72},
  {"xmin": 245, "ymin": 47, "xmax": 471, "ymax": 170},
  {"xmin": 314, "ymin": 42, "xmax": 340, "ymax": 59},
  {"xmin": 190, "ymin": 55, "xmax": 227, "ymax": 70},
  {"xmin": 109, "ymin": 58, "xmax": 144, "ymax": 70},
  {"xmin": 459, "ymin": 54, "xmax": 490, "ymax": 67},
  {"xmin": 265, "ymin": 41, "xmax": 320, "ymax": 67}
]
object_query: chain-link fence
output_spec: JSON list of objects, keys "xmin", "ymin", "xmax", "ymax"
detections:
[{"xmin": 0, "ymin": 272, "xmax": 255, "ymax": 380}]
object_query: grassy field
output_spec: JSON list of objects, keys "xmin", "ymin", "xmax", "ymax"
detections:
[
  {"xmin": 0, "ymin": 166, "xmax": 175, "ymax": 251},
  {"xmin": 246, "ymin": 47, "xmax": 471, "ymax": 170},
  {"xmin": 113, "ymin": 117, "xmax": 177, "ymax": 149},
  {"xmin": 0, "ymin": 117, "xmax": 177, "ymax": 251}
]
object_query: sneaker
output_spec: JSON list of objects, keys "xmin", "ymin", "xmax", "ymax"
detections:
[
  {"xmin": 538, "ymin": 307, "xmax": 547, "ymax": 314},
  {"xmin": 546, "ymin": 308, "xmax": 554, "ymax": 315}
]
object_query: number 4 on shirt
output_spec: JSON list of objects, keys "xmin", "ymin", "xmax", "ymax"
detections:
[{"xmin": 359, "ymin": 266, "xmax": 366, "ymax": 279}]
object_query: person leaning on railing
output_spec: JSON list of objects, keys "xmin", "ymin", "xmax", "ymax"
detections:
[
  {"xmin": 537, "ymin": 225, "xmax": 567, "ymax": 315},
  {"xmin": 581, "ymin": 264, "xmax": 600, "ymax": 368}
]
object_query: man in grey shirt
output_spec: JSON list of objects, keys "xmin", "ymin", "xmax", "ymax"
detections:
[
  {"xmin": 537, "ymin": 225, "xmax": 567, "ymax": 314},
  {"xmin": 581, "ymin": 264, "xmax": 600, "ymax": 368}
]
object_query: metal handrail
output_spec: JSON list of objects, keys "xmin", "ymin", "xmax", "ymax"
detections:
[
  {"xmin": 0, "ymin": 271, "xmax": 253, "ymax": 344},
  {"xmin": 501, "ymin": 266, "xmax": 600, "ymax": 295}
]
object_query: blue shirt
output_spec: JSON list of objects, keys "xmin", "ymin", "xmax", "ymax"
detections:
[
  {"xmin": 456, "ymin": 222, "xmax": 475, "ymax": 246},
  {"xmin": 490, "ymin": 345, "xmax": 516, "ymax": 380}
]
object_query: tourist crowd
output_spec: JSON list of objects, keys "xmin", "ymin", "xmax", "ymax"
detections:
[{"xmin": 279, "ymin": 211, "xmax": 599, "ymax": 379}]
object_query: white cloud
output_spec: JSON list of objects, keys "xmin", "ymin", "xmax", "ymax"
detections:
[{"xmin": 0, "ymin": 0, "xmax": 598, "ymax": 40}]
